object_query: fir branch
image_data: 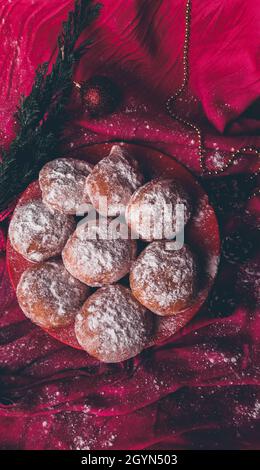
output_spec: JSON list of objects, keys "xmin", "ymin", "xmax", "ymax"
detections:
[{"xmin": 0, "ymin": 0, "xmax": 101, "ymax": 213}]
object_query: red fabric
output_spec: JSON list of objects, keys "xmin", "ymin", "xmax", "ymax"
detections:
[{"xmin": 0, "ymin": 0, "xmax": 259, "ymax": 450}]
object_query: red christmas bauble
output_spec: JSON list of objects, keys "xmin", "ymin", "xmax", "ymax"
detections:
[{"xmin": 81, "ymin": 76, "xmax": 121, "ymax": 117}]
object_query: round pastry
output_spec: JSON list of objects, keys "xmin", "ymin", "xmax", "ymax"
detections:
[
  {"xmin": 39, "ymin": 158, "xmax": 93, "ymax": 215},
  {"xmin": 17, "ymin": 261, "xmax": 89, "ymax": 328},
  {"xmin": 85, "ymin": 145, "xmax": 144, "ymax": 217},
  {"xmin": 130, "ymin": 242, "xmax": 198, "ymax": 316},
  {"xmin": 75, "ymin": 284, "xmax": 153, "ymax": 362},
  {"xmin": 125, "ymin": 178, "xmax": 192, "ymax": 241},
  {"xmin": 9, "ymin": 199, "xmax": 76, "ymax": 262},
  {"xmin": 62, "ymin": 219, "xmax": 137, "ymax": 287}
]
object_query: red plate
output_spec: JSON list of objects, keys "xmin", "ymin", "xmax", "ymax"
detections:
[{"xmin": 6, "ymin": 142, "xmax": 220, "ymax": 351}]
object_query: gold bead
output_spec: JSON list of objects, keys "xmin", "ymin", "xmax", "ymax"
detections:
[{"xmin": 166, "ymin": 0, "xmax": 260, "ymax": 181}]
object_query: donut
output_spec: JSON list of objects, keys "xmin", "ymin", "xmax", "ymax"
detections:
[
  {"xmin": 8, "ymin": 199, "xmax": 76, "ymax": 262},
  {"xmin": 62, "ymin": 219, "xmax": 137, "ymax": 287},
  {"xmin": 16, "ymin": 261, "xmax": 89, "ymax": 328},
  {"xmin": 125, "ymin": 178, "xmax": 192, "ymax": 241},
  {"xmin": 75, "ymin": 284, "xmax": 154, "ymax": 362},
  {"xmin": 130, "ymin": 242, "xmax": 198, "ymax": 316},
  {"xmin": 85, "ymin": 145, "xmax": 144, "ymax": 217},
  {"xmin": 39, "ymin": 158, "xmax": 93, "ymax": 214}
]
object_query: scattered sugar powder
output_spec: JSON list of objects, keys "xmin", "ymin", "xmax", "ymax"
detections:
[
  {"xmin": 209, "ymin": 151, "xmax": 225, "ymax": 170},
  {"xmin": 9, "ymin": 199, "xmax": 75, "ymax": 262},
  {"xmin": 73, "ymin": 435, "xmax": 91, "ymax": 450},
  {"xmin": 234, "ymin": 400, "xmax": 260, "ymax": 424}
]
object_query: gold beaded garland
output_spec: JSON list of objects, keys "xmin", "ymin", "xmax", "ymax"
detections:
[{"xmin": 166, "ymin": 0, "xmax": 260, "ymax": 198}]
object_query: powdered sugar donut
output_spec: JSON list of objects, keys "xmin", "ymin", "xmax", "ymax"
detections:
[
  {"xmin": 130, "ymin": 242, "xmax": 198, "ymax": 316},
  {"xmin": 17, "ymin": 261, "xmax": 89, "ymax": 328},
  {"xmin": 75, "ymin": 285, "xmax": 153, "ymax": 362},
  {"xmin": 62, "ymin": 220, "xmax": 137, "ymax": 287},
  {"xmin": 125, "ymin": 178, "xmax": 192, "ymax": 241},
  {"xmin": 85, "ymin": 145, "xmax": 144, "ymax": 217},
  {"xmin": 39, "ymin": 158, "xmax": 93, "ymax": 214},
  {"xmin": 9, "ymin": 199, "xmax": 76, "ymax": 262}
]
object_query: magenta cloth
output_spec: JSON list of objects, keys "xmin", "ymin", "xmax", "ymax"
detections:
[{"xmin": 0, "ymin": 0, "xmax": 259, "ymax": 450}]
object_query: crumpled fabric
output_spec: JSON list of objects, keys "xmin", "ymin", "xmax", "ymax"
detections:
[{"xmin": 0, "ymin": 0, "xmax": 259, "ymax": 450}]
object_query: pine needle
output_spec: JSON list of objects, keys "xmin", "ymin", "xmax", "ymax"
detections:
[{"xmin": 0, "ymin": 0, "xmax": 101, "ymax": 212}]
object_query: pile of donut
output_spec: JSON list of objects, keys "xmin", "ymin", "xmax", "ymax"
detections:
[{"xmin": 9, "ymin": 145, "xmax": 199, "ymax": 363}]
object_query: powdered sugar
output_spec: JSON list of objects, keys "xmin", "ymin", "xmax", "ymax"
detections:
[
  {"xmin": 108, "ymin": 145, "xmax": 143, "ymax": 192},
  {"xmin": 130, "ymin": 242, "xmax": 197, "ymax": 315},
  {"xmin": 62, "ymin": 221, "xmax": 136, "ymax": 286},
  {"xmin": 39, "ymin": 158, "xmax": 93, "ymax": 214},
  {"xmin": 206, "ymin": 254, "xmax": 220, "ymax": 279},
  {"xmin": 126, "ymin": 178, "xmax": 192, "ymax": 241},
  {"xmin": 75, "ymin": 285, "xmax": 153, "ymax": 362},
  {"xmin": 85, "ymin": 145, "xmax": 144, "ymax": 217},
  {"xmin": 17, "ymin": 261, "xmax": 89, "ymax": 328},
  {"xmin": 9, "ymin": 199, "xmax": 76, "ymax": 262}
]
